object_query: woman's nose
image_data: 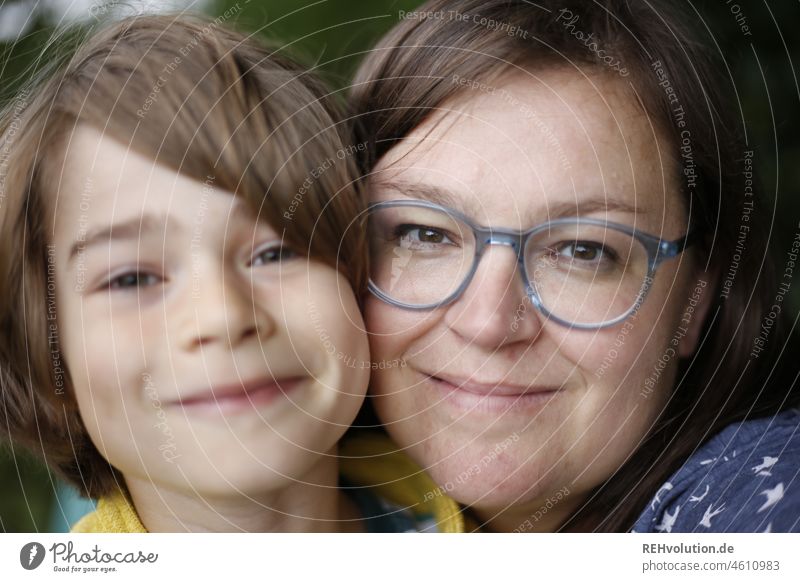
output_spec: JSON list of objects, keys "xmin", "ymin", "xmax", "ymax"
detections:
[{"xmin": 443, "ymin": 245, "xmax": 544, "ymax": 349}]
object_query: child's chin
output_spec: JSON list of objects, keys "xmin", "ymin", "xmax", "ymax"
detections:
[{"xmin": 176, "ymin": 471, "xmax": 297, "ymax": 498}]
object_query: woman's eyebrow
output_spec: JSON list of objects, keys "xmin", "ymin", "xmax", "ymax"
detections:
[
  {"xmin": 373, "ymin": 180, "xmax": 480, "ymax": 215},
  {"xmin": 67, "ymin": 213, "xmax": 173, "ymax": 266},
  {"xmin": 374, "ymin": 179, "xmax": 644, "ymax": 220},
  {"xmin": 545, "ymin": 198, "xmax": 645, "ymax": 220}
]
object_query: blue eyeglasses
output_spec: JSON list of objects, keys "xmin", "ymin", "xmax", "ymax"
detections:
[{"xmin": 366, "ymin": 199, "xmax": 697, "ymax": 329}]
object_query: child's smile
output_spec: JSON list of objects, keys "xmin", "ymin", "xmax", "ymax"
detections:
[{"xmin": 173, "ymin": 375, "xmax": 306, "ymax": 417}]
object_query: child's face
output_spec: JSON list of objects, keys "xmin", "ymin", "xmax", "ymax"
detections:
[{"xmin": 52, "ymin": 127, "xmax": 369, "ymax": 497}]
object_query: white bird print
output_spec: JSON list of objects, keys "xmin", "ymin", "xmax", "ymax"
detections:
[
  {"xmin": 699, "ymin": 502, "xmax": 726, "ymax": 528},
  {"xmin": 689, "ymin": 484, "xmax": 710, "ymax": 503},
  {"xmin": 699, "ymin": 458, "xmax": 716, "ymax": 466},
  {"xmin": 650, "ymin": 482, "xmax": 674, "ymax": 510},
  {"xmin": 757, "ymin": 483, "xmax": 785, "ymax": 513},
  {"xmin": 655, "ymin": 506, "xmax": 680, "ymax": 533},
  {"xmin": 752, "ymin": 456, "xmax": 778, "ymax": 477}
]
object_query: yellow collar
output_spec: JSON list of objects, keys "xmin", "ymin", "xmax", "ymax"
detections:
[{"xmin": 71, "ymin": 492, "xmax": 147, "ymax": 533}]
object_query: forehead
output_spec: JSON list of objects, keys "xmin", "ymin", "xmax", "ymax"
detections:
[
  {"xmin": 52, "ymin": 126, "xmax": 243, "ymax": 233},
  {"xmin": 372, "ymin": 68, "xmax": 683, "ymax": 231}
]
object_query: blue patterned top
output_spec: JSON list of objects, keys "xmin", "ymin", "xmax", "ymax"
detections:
[{"xmin": 632, "ymin": 408, "xmax": 800, "ymax": 532}]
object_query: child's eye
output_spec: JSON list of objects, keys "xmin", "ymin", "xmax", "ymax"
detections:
[
  {"xmin": 105, "ymin": 271, "xmax": 163, "ymax": 290},
  {"xmin": 250, "ymin": 243, "xmax": 298, "ymax": 267}
]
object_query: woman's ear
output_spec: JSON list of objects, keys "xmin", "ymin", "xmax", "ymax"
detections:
[{"xmin": 678, "ymin": 265, "xmax": 718, "ymax": 359}]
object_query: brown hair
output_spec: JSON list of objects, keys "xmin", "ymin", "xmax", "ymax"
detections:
[
  {"xmin": 0, "ymin": 13, "xmax": 366, "ymax": 498},
  {"xmin": 351, "ymin": 0, "xmax": 798, "ymax": 531}
]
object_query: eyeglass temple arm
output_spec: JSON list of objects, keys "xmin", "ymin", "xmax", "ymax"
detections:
[{"xmin": 652, "ymin": 229, "xmax": 701, "ymax": 268}]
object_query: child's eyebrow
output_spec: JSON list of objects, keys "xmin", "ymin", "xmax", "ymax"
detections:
[{"xmin": 67, "ymin": 213, "xmax": 172, "ymax": 267}]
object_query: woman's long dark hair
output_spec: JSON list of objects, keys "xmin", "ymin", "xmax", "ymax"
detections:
[{"xmin": 350, "ymin": 0, "xmax": 799, "ymax": 531}]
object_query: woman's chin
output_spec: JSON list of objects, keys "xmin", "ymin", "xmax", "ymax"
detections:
[{"xmin": 421, "ymin": 452, "xmax": 554, "ymax": 507}]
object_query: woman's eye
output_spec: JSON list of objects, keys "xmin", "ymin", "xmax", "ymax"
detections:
[
  {"xmin": 106, "ymin": 271, "xmax": 162, "ymax": 290},
  {"xmin": 555, "ymin": 241, "xmax": 615, "ymax": 264},
  {"xmin": 396, "ymin": 225, "xmax": 454, "ymax": 247},
  {"xmin": 251, "ymin": 244, "xmax": 298, "ymax": 266}
]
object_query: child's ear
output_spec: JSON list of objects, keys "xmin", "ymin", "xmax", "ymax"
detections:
[{"xmin": 678, "ymin": 266, "xmax": 717, "ymax": 359}]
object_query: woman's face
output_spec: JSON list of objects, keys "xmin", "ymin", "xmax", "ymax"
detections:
[{"xmin": 365, "ymin": 69, "xmax": 711, "ymax": 529}]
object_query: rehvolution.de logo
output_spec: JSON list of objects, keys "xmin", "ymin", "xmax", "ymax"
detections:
[{"xmin": 20, "ymin": 542, "xmax": 46, "ymax": 570}]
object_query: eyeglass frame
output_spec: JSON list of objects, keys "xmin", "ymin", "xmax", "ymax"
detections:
[{"xmin": 366, "ymin": 199, "xmax": 699, "ymax": 329}]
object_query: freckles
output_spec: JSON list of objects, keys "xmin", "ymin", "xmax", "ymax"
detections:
[
  {"xmin": 545, "ymin": 327, "xmax": 611, "ymax": 370},
  {"xmin": 370, "ymin": 367, "xmax": 401, "ymax": 398},
  {"xmin": 366, "ymin": 307, "xmax": 441, "ymax": 355},
  {"xmin": 364, "ymin": 297, "xmax": 395, "ymax": 335}
]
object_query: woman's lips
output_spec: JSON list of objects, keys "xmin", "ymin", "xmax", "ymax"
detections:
[
  {"xmin": 425, "ymin": 372, "xmax": 562, "ymax": 413},
  {"xmin": 174, "ymin": 376, "xmax": 305, "ymax": 416}
]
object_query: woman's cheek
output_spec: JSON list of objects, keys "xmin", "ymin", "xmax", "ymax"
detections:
[{"xmin": 364, "ymin": 296, "xmax": 439, "ymax": 360}]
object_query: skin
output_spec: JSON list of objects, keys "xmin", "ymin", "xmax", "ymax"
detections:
[
  {"xmin": 365, "ymin": 68, "xmax": 714, "ymax": 532},
  {"xmin": 51, "ymin": 126, "xmax": 370, "ymax": 532}
]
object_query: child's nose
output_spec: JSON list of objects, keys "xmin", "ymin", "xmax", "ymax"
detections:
[{"xmin": 182, "ymin": 273, "xmax": 272, "ymax": 352}]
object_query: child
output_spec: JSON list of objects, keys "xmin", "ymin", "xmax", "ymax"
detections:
[{"xmin": 0, "ymin": 13, "xmax": 401, "ymax": 532}]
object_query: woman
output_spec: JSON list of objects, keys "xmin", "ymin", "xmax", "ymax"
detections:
[{"xmin": 344, "ymin": 0, "xmax": 800, "ymax": 532}]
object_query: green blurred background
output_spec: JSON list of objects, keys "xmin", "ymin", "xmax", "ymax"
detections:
[{"xmin": 1, "ymin": 0, "xmax": 798, "ymax": 531}]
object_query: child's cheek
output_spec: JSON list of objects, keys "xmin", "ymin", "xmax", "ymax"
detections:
[
  {"xmin": 63, "ymin": 302, "xmax": 147, "ymax": 425},
  {"xmin": 283, "ymin": 265, "xmax": 369, "ymax": 390}
]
